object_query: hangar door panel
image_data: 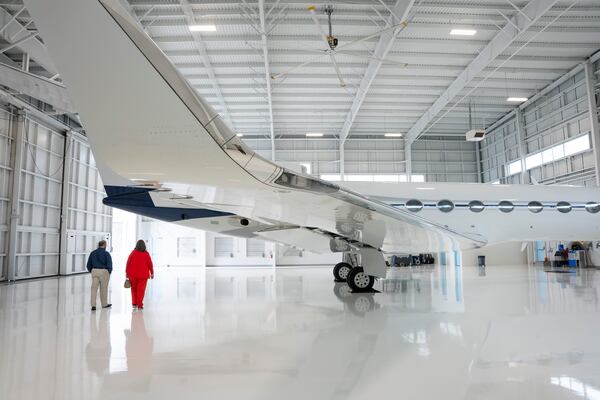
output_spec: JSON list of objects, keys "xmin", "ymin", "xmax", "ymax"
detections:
[
  {"xmin": 64, "ymin": 133, "xmax": 112, "ymax": 275},
  {"xmin": 0, "ymin": 108, "xmax": 13, "ymax": 281},
  {"xmin": 14, "ymin": 119, "xmax": 64, "ymax": 279}
]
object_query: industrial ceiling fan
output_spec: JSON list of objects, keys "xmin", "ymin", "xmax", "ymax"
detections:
[{"xmin": 271, "ymin": 4, "xmax": 409, "ymax": 88}]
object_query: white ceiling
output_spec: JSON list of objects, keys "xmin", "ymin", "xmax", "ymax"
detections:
[{"xmin": 2, "ymin": 0, "xmax": 600, "ymax": 141}]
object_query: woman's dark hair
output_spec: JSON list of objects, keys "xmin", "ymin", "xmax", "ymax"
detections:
[{"xmin": 135, "ymin": 240, "xmax": 146, "ymax": 252}]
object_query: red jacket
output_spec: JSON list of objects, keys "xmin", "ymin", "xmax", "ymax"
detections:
[{"xmin": 126, "ymin": 250, "xmax": 154, "ymax": 279}]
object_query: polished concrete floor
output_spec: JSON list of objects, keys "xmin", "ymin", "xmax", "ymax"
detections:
[{"xmin": 1, "ymin": 264, "xmax": 599, "ymax": 400}]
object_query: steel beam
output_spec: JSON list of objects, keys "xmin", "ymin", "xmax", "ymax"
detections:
[
  {"xmin": 258, "ymin": 0, "xmax": 275, "ymax": 161},
  {"xmin": 514, "ymin": 108, "xmax": 531, "ymax": 184},
  {"xmin": 6, "ymin": 110, "xmax": 25, "ymax": 281},
  {"xmin": 178, "ymin": 0, "xmax": 234, "ymax": 128},
  {"xmin": 0, "ymin": 62, "xmax": 75, "ymax": 113},
  {"xmin": 404, "ymin": 142, "xmax": 411, "ymax": 180},
  {"xmin": 338, "ymin": 0, "xmax": 414, "ymax": 144},
  {"xmin": 404, "ymin": 0, "xmax": 561, "ymax": 144},
  {"xmin": 583, "ymin": 60, "xmax": 600, "ymax": 186},
  {"xmin": 339, "ymin": 141, "xmax": 345, "ymax": 179},
  {"xmin": 58, "ymin": 130, "xmax": 73, "ymax": 275},
  {"xmin": 475, "ymin": 141, "xmax": 482, "ymax": 183},
  {"xmin": 0, "ymin": 7, "xmax": 57, "ymax": 76}
]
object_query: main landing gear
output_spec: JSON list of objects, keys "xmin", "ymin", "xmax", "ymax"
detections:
[
  {"xmin": 333, "ymin": 263, "xmax": 376, "ymax": 292},
  {"xmin": 333, "ymin": 253, "xmax": 378, "ymax": 292},
  {"xmin": 346, "ymin": 267, "xmax": 375, "ymax": 292},
  {"xmin": 333, "ymin": 262, "xmax": 352, "ymax": 282}
]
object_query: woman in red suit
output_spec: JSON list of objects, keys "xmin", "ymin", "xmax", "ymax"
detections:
[{"xmin": 126, "ymin": 240, "xmax": 154, "ymax": 310}]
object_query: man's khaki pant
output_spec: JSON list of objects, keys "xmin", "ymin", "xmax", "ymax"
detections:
[{"xmin": 91, "ymin": 269, "xmax": 110, "ymax": 307}]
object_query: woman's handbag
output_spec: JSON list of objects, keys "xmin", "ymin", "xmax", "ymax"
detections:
[{"xmin": 124, "ymin": 278, "xmax": 131, "ymax": 288}]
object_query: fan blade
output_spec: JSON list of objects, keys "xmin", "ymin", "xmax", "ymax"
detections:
[
  {"xmin": 329, "ymin": 53, "xmax": 346, "ymax": 87},
  {"xmin": 271, "ymin": 53, "xmax": 328, "ymax": 80},
  {"xmin": 335, "ymin": 21, "xmax": 408, "ymax": 52},
  {"xmin": 308, "ymin": 6, "xmax": 333, "ymax": 49},
  {"xmin": 335, "ymin": 50, "xmax": 408, "ymax": 66}
]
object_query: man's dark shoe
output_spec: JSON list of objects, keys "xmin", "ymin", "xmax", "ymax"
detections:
[
  {"xmin": 102, "ymin": 304, "xmax": 112, "ymax": 309},
  {"xmin": 91, "ymin": 306, "xmax": 96, "ymax": 311}
]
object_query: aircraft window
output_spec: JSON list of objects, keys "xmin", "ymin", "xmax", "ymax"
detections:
[
  {"xmin": 468, "ymin": 200, "xmax": 485, "ymax": 212},
  {"xmin": 527, "ymin": 201, "xmax": 544, "ymax": 213},
  {"xmin": 556, "ymin": 201, "xmax": 572, "ymax": 213},
  {"xmin": 498, "ymin": 201, "xmax": 514, "ymax": 213},
  {"xmin": 437, "ymin": 199, "xmax": 454, "ymax": 213},
  {"xmin": 405, "ymin": 199, "xmax": 423, "ymax": 212},
  {"xmin": 585, "ymin": 201, "xmax": 600, "ymax": 214}
]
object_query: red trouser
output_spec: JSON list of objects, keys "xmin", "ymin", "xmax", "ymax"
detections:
[{"xmin": 130, "ymin": 278, "xmax": 148, "ymax": 307}]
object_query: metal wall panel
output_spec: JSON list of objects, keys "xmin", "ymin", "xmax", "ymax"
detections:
[
  {"xmin": 63, "ymin": 133, "xmax": 111, "ymax": 275},
  {"xmin": 246, "ymin": 238, "xmax": 266, "ymax": 258},
  {"xmin": 14, "ymin": 118, "xmax": 64, "ymax": 279},
  {"xmin": 0, "ymin": 104, "xmax": 111, "ymax": 281},
  {"xmin": 0, "ymin": 108, "xmax": 12, "ymax": 280},
  {"xmin": 245, "ymin": 137, "xmax": 478, "ymax": 181},
  {"xmin": 412, "ymin": 138, "xmax": 478, "ymax": 182},
  {"xmin": 480, "ymin": 63, "xmax": 599, "ymax": 187}
]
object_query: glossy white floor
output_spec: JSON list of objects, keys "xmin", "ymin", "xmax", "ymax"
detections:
[{"xmin": 1, "ymin": 264, "xmax": 599, "ymax": 400}]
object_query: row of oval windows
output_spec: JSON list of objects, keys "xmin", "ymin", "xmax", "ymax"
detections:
[{"xmin": 402, "ymin": 199, "xmax": 600, "ymax": 214}]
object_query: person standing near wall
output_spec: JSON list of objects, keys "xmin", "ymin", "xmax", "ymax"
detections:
[
  {"xmin": 87, "ymin": 240, "xmax": 113, "ymax": 311},
  {"xmin": 126, "ymin": 240, "xmax": 154, "ymax": 310}
]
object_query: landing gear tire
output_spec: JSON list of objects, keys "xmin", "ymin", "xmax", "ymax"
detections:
[
  {"xmin": 349, "ymin": 294, "xmax": 376, "ymax": 316},
  {"xmin": 333, "ymin": 262, "xmax": 352, "ymax": 282},
  {"xmin": 333, "ymin": 282, "xmax": 352, "ymax": 300},
  {"xmin": 346, "ymin": 267, "xmax": 375, "ymax": 292}
]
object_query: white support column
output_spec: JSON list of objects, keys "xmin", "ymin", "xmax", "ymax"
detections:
[
  {"xmin": 584, "ymin": 60, "xmax": 600, "ymax": 186},
  {"xmin": 404, "ymin": 142, "xmax": 412, "ymax": 181},
  {"xmin": 6, "ymin": 110, "xmax": 25, "ymax": 281},
  {"xmin": 258, "ymin": 0, "xmax": 276, "ymax": 162},
  {"xmin": 475, "ymin": 141, "xmax": 482, "ymax": 183},
  {"xmin": 21, "ymin": 52, "xmax": 29, "ymax": 72},
  {"xmin": 515, "ymin": 109, "xmax": 531, "ymax": 184},
  {"xmin": 339, "ymin": 142, "xmax": 345, "ymax": 180},
  {"xmin": 58, "ymin": 131, "xmax": 73, "ymax": 275}
]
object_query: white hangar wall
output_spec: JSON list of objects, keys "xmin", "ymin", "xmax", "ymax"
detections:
[
  {"xmin": 480, "ymin": 57, "xmax": 600, "ymax": 186},
  {"xmin": 0, "ymin": 104, "xmax": 111, "ymax": 282}
]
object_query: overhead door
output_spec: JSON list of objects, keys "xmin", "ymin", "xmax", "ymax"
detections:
[
  {"xmin": 13, "ymin": 118, "xmax": 64, "ymax": 279},
  {"xmin": 0, "ymin": 108, "xmax": 12, "ymax": 281},
  {"xmin": 63, "ymin": 132, "xmax": 112, "ymax": 275}
]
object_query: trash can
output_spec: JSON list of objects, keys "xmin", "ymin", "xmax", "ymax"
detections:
[{"xmin": 478, "ymin": 255, "xmax": 486, "ymax": 267}]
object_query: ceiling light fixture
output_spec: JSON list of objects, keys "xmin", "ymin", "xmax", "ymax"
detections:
[
  {"xmin": 306, "ymin": 132, "xmax": 324, "ymax": 137},
  {"xmin": 506, "ymin": 97, "xmax": 528, "ymax": 103},
  {"xmin": 450, "ymin": 29, "xmax": 477, "ymax": 36},
  {"xmin": 189, "ymin": 25, "xmax": 217, "ymax": 32},
  {"xmin": 236, "ymin": 133, "xmax": 244, "ymax": 137},
  {"xmin": 384, "ymin": 133, "xmax": 403, "ymax": 137}
]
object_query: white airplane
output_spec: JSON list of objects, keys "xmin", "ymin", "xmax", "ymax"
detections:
[{"xmin": 24, "ymin": 0, "xmax": 600, "ymax": 292}]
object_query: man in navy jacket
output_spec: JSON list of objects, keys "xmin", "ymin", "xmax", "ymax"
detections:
[{"xmin": 87, "ymin": 240, "xmax": 113, "ymax": 311}]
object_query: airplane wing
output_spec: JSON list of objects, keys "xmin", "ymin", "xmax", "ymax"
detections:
[{"xmin": 23, "ymin": 0, "xmax": 486, "ymax": 278}]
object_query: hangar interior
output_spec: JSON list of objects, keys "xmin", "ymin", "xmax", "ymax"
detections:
[
  {"xmin": 0, "ymin": 0, "xmax": 599, "ymax": 399},
  {"xmin": 0, "ymin": 0, "xmax": 597, "ymax": 277}
]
